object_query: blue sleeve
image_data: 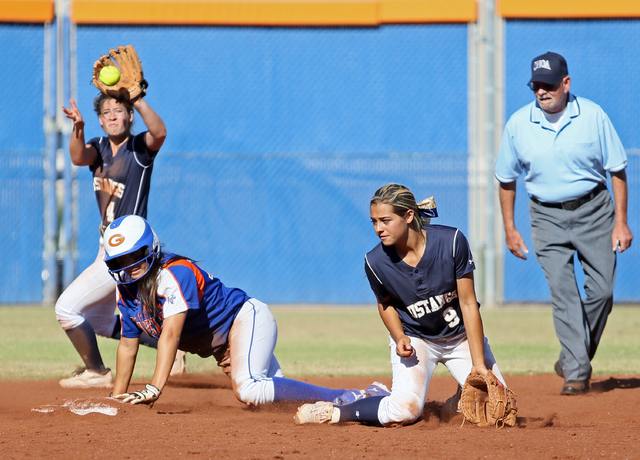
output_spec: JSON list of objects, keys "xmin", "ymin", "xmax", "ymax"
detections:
[
  {"xmin": 453, "ymin": 230, "xmax": 476, "ymax": 279},
  {"xmin": 133, "ymin": 131, "xmax": 158, "ymax": 165},
  {"xmin": 87, "ymin": 136, "xmax": 104, "ymax": 172},
  {"xmin": 495, "ymin": 118, "xmax": 524, "ymax": 183},
  {"xmin": 364, "ymin": 256, "xmax": 389, "ymax": 303},
  {"xmin": 598, "ymin": 110, "xmax": 627, "ymax": 172}
]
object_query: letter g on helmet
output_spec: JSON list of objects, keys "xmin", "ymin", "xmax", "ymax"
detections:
[{"xmin": 108, "ymin": 234, "xmax": 126, "ymax": 247}]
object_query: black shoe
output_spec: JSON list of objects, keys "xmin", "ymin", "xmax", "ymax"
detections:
[
  {"xmin": 554, "ymin": 361, "xmax": 564, "ymax": 379},
  {"xmin": 560, "ymin": 380, "xmax": 590, "ymax": 396}
]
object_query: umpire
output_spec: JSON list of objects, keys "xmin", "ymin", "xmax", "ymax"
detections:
[{"xmin": 495, "ymin": 51, "xmax": 633, "ymax": 396}]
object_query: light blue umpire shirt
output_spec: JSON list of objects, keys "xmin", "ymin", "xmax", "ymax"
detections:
[{"xmin": 495, "ymin": 93, "xmax": 627, "ymax": 203}]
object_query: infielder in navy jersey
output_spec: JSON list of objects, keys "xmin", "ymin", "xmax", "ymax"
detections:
[
  {"xmin": 295, "ymin": 183, "xmax": 511, "ymax": 426},
  {"xmin": 56, "ymin": 94, "xmax": 180, "ymax": 389},
  {"xmin": 103, "ymin": 215, "xmax": 389, "ymax": 407}
]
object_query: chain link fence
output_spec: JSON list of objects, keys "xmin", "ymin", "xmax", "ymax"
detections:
[
  {"xmin": 2, "ymin": 19, "xmax": 639, "ymax": 304},
  {"xmin": 0, "ymin": 24, "xmax": 45, "ymax": 303},
  {"xmin": 37, "ymin": 23, "xmax": 470, "ymax": 305}
]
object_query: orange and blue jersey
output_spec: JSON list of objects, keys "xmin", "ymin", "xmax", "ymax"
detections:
[{"xmin": 116, "ymin": 253, "xmax": 249, "ymax": 357}]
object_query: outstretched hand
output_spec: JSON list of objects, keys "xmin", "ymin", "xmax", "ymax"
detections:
[
  {"xmin": 61, "ymin": 99, "xmax": 84, "ymax": 127},
  {"xmin": 113, "ymin": 384, "xmax": 161, "ymax": 405}
]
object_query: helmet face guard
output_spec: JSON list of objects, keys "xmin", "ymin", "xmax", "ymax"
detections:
[
  {"xmin": 103, "ymin": 215, "xmax": 160, "ymax": 285},
  {"xmin": 105, "ymin": 247, "xmax": 156, "ymax": 284}
]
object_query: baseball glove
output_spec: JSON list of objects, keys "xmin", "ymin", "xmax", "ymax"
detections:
[
  {"xmin": 92, "ymin": 44, "xmax": 148, "ymax": 103},
  {"xmin": 460, "ymin": 370, "xmax": 517, "ymax": 427}
]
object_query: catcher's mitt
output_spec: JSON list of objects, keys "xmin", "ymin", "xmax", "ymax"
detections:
[
  {"xmin": 92, "ymin": 45, "xmax": 147, "ymax": 103},
  {"xmin": 460, "ymin": 370, "xmax": 517, "ymax": 427}
]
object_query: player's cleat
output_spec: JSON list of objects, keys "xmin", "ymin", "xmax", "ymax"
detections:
[
  {"xmin": 59, "ymin": 368, "xmax": 114, "ymax": 389},
  {"xmin": 364, "ymin": 381, "xmax": 391, "ymax": 398},
  {"xmin": 170, "ymin": 350, "xmax": 187, "ymax": 376},
  {"xmin": 333, "ymin": 389, "xmax": 366, "ymax": 405},
  {"xmin": 294, "ymin": 402, "xmax": 341, "ymax": 424}
]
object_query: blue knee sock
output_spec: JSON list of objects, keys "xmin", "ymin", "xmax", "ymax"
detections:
[
  {"xmin": 337, "ymin": 396, "xmax": 383, "ymax": 425},
  {"xmin": 272, "ymin": 377, "xmax": 344, "ymax": 402}
]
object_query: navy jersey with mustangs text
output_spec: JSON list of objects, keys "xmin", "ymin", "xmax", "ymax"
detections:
[
  {"xmin": 88, "ymin": 132, "xmax": 157, "ymax": 234},
  {"xmin": 364, "ymin": 224, "xmax": 476, "ymax": 340}
]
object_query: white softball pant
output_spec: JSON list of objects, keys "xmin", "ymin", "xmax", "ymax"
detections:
[
  {"xmin": 377, "ymin": 333, "xmax": 506, "ymax": 426},
  {"xmin": 54, "ymin": 241, "xmax": 118, "ymax": 337},
  {"xmin": 228, "ymin": 299, "xmax": 284, "ymax": 406}
]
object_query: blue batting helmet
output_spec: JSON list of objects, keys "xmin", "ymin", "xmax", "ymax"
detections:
[{"xmin": 103, "ymin": 215, "xmax": 160, "ymax": 284}]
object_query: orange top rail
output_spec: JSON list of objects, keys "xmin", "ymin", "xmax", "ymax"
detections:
[
  {"xmin": 498, "ymin": 0, "xmax": 640, "ymax": 19},
  {"xmin": 0, "ymin": 0, "xmax": 54, "ymax": 22},
  {"xmin": 2, "ymin": 0, "xmax": 639, "ymax": 24},
  {"xmin": 70, "ymin": 0, "xmax": 476, "ymax": 25}
]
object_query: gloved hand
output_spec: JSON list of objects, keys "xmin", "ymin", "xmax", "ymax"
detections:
[{"xmin": 113, "ymin": 384, "xmax": 161, "ymax": 405}]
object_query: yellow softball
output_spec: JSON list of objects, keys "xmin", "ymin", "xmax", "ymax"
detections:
[{"xmin": 99, "ymin": 65, "xmax": 121, "ymax": 86}]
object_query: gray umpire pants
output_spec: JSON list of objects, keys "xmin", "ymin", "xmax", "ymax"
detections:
[{"xmin": 529, "ymin": 187, "xmax": 616, "ymax": 382}]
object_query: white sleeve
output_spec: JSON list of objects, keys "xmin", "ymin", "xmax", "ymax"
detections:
[{"xmin": 156, "ymin": 269, "xmax": 190, "ymax": 318}]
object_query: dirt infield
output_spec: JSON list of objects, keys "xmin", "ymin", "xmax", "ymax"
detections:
[{"xmin": 2, "ymin": 373, "xmax": 639, "ymax": 459}]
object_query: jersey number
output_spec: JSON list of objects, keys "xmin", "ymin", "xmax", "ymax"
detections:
[
  {"xmin": 443, "ymin": 307, "xmax": 460, "ymax": 328},
  {"xmin": 106, "ymin": 201, "xmax": 115, "ymax": 225}
]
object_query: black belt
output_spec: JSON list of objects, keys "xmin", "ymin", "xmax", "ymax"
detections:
[{"xmin": 531, "ymin": 183, "xmax": 606, "ymax": 211}]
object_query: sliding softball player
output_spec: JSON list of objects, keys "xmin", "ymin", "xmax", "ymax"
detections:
[{"xmin": 104, "ymin": 215, "xmax": 388, "ymax": 406}]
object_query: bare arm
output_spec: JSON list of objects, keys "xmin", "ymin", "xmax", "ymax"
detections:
[
  {"xmin": 498, "ymin": 181, "xmax": 529, "ymax": 260},
  {"xmin": 610, "ymin": 170, "xmax": 633, "ymax": 252},
  {"xmin": 113, "ymin": 336, "xmax": 140, "ymax": 395},
  {"xmin": 150, "ymin": 311, "xmax": 186, "ymax": 392},
  {"xmin": 377, "ymin": 298, "xmax": 415, "ymax": 359},
  {"xmin": 62, "ymin": 99, "xmax": 98, "ymax": 166},
  {"xmin": 133, "ymin": 98, "xmax": 167, "ymax": 152},
  {"xmin": 457, "ymin": 272, "xmax": 488, "ymax": 377}
]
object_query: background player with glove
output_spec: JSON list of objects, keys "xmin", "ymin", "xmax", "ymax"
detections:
[
  {"xmin": 104, "ymin": 215, "xmax": 388, "ymax": 406},
  {"xmin": 295, "ymin": 183, "xmax": 516, "ymax": 427},
  {"xmin": 56, "ymin": 45, "xmax": 186, "ymax": 389}
]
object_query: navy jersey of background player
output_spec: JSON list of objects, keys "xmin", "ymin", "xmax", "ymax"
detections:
[
  {"xmin": 89, "ymin": 132, "xmax": 157, "ymax": 232},
  {"xmin": 364, "ymin": 224, "xmax": 476, "ymax": 340}
]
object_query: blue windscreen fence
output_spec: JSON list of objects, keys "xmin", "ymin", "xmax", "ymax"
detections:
[{"xmin": 2, "ymin": 19, "xmax": 640, "ymax": 304}]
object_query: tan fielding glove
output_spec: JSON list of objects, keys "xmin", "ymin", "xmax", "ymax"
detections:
[
  {"xmin": 92, "ymin": 44, "xmax": 148, "ymax": 103},
  {"xmin": 460, "ymin": 370, "xmax": 517, "ymax": 427}
]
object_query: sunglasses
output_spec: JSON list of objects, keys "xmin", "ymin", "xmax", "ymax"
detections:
[{"xmin": 528, "ymin": 80, "xmax": 563, "ymax": 92}]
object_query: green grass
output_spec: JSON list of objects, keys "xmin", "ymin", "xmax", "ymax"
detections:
[{"xmin": 1, "ymin": 304, "xmax": 639, "ymax": 380}]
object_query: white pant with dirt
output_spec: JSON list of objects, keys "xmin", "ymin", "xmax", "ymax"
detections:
[
  {"xmin": 377, "ymin": 333, "xmax": 506, "ymax": 426},
  {"xmin": 54, "ymin": 241, "xmax": 118, "ymax": 337}
]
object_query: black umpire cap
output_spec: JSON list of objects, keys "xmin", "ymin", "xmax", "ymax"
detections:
[{"xmin": 528, "ymin": 51, "xmax": 569, "ymax": 87}]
